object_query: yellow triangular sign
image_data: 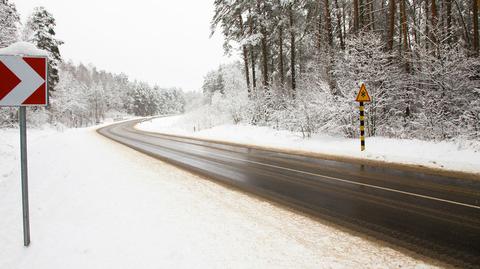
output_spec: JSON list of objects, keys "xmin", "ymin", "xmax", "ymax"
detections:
[{"xmin": 355, "ymin": 83, "xmax": 371, "ymax": 102}]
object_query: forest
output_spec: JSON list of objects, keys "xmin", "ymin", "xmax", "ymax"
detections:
[
  {"xmin": 1, "ymin": 0, "xmax": 479, "ymax": 142},
  {"xmin": 0, "ymin": 1, "xmax": 185, "ymax": 128},
  {"xmin": 205, "ymin": 0, "xmax": 480, "ymax": 141}
]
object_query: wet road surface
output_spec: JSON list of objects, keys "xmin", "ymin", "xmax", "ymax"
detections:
[{"xmin": 98, "ymin": 118, "xmax": 480, "ymax": 267}]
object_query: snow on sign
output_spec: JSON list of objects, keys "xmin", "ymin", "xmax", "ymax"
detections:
[
  {"xmin": 0, "ymin": 55, "xmax": 48, "ymax": 106},
  {"xmin": 355, "ymin": 83, "xmax": 371, "ymax": 102}
]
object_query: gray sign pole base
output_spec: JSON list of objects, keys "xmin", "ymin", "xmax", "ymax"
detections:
[{"xmin": 19, "ymin": 106, "xmax": 31, "ymax": 247}]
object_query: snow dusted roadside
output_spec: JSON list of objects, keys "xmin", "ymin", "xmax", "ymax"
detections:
[
  {"xmin": 0, "ymin": 124, "xmax": 445, "ymax": 268},
  {"xmin": 137, "ymin": 115, "xmax": 480, "ymax": 176}
]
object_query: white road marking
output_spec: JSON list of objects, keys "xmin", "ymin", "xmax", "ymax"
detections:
[{"xmin": 151, "ymin": 133, "xmax": 480, "ymax": 210}]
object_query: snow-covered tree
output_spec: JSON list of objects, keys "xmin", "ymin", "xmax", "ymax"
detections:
[
  {"xmin": 202, "ymin": 69, "xmax": 226, "ymax": 102},
  {"xmin": 43, "ymin": 61, "xmax": 186, "ymax": 127},
  {"xmin": 207, "ymin": 0, "xmax": 480, "ymax": 142},
  {"xmin": 0, "ymin": 1, "xmax": 21, "ymax": 126},
  {"xmin": 23, "ymin": 7, "xmax": 63, "ymax": 92},
  {"xmin": 126, "ymin": 83, "xmax": 159, "ymax": 116},
  {"xmin": 51, "ymin": 69, "xmax": 90, "ymax": 127},
  {"xmin": 0, "ymin": 0, "xmax": 20, "ymax": 48}
]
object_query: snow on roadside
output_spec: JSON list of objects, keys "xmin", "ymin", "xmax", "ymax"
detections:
[
  {"xmin": 137, "ymin": 115, "xmax": 480, "ymax": 175},
  {"xmin": 0, "ymin": 125, "xmax": 443, "ymax": 268}
]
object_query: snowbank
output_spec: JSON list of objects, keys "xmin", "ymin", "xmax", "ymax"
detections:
[
  {"xmin": 0, "ymin": 41, "xmax": 49, "ymax": 56},
  {"xmin": 138, "ymin": 115, "xmax": 480, "ymax": 175},
  {"xmin": 0, "ymin": 126, "xmax": 442, "ymax": 268}
]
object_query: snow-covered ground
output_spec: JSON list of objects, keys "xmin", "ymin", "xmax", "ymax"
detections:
[
  {"xmin": 0, "ymin": 123, "xmax": 445, "ymax": 268},
  {"xmin": 138, "ymin": 115, "xmax": 480, "ymax": 175}
]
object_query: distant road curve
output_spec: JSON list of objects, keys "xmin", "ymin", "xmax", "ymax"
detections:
[{"xmin": 98, "ymin": 118, "xmax": 480, "ymax": 268}]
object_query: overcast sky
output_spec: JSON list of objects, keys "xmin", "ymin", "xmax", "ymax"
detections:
[{"xmin": 13, "ymin": 0, "xmax": 237, "ymax": 91}]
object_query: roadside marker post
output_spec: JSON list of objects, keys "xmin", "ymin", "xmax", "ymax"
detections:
[
  {"xmin": 359, "ymin": 102, "xmax": 366, "ymax": 151},
  {"xmin": 355, "ymin": 83, "xmax": 371, "ymax": 151},
  {"xmin": 0, "ymin": 51, "xmax": 48, "ymax": 247}
]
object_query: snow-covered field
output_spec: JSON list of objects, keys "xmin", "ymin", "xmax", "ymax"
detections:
[
  {"xmin": 138, "ymin": 115, "xmax": 480, "ymax": 175},
  {"xmin": 0, "ymin": 124, "xmax": 445, "ymax": 268}
]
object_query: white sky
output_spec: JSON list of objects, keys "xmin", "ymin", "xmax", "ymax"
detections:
[{"xmin": 13, "ymin": 0, "xmax": 238, "ymax": 91}]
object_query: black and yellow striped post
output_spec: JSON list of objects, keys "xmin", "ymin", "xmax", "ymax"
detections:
[
  {"xmin": 359, "ymin": 102, "xmax": 366, "ymax": 151},
  {"xmin": 355, "ymin": 83, "xmax": 371, "ymax": 151}
]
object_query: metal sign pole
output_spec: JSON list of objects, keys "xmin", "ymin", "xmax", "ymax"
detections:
[{"xmin": 19, "ymin": 106, "xmax": 31, "ymax": 247}]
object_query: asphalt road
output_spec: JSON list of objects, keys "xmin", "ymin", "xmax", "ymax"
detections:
[{"xmin": 98, "ymin": 118, "xmax": 480, "ymax": 267}]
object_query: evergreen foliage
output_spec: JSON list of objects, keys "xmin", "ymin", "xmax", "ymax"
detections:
[
  {"xmin": 51, "ymin": 62, "xmax": 186, "ymax": 127},
  {"xmin": 23, "ymin": 7, "xmax": 63, "ymax": 92},
  {"xmin": 0, "ymin": 0, "xmax": 20, "ymax": 126},
  {"xmin": 0, "ymin": 0, "xmax": 20, "ymax": 48},
  {"xmin": 209, "ymin": 0, "xmax": 480, "ymax": 141}
]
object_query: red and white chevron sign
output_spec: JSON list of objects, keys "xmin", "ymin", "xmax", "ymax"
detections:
[{"xmin": 0, "ymin": 55, "xmax": 48, "ymax": 106}]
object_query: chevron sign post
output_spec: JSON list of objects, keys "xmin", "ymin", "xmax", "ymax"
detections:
[{"xmin": 0, "ymin": 54, "xmax": 48, "ymax": 247}]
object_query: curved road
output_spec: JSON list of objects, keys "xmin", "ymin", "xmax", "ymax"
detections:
[{"xmin": 98, "ymin": 118, "xmax": 480, "ymax": 267}]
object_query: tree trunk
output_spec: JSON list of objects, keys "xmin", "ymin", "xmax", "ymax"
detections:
[
  {"xmin": 248, "ymin": 9, "xmax": 257, "ymax": 90},
  {"xmin": 334, "ymin": 0, "xmax": 345, "ymax": 49},
  {"xmin": 387, "ymin": 0, "xmax": 396, "ymax": 50},
  {"xmin": 261, "ymin": 29, "xmax": 269, "ymax": 88},
  {"xmin": 317, "ymin": 2, "xmax": 323, "ymax": 51},
  {"xmin": 289, "ymin": 4, "xmax": 296, "ymax": 97},
  {"xmin": 382, "ymin": 0, "xmax": 387, "ymax": 39},
  {"xmin": 342, "ymin": 1, "xmax": 347, "ymax": 39},
  {"xmin": 255, "ymin": 0, "xmax": 268, "ymax": 88},
  {"xmin": 353, "ymin": 0, "xmax": 360, "ymax": 32},
  {"xmin": 238, "ymin": 12, "xmax": 251, "ymax": 94},
  {"xmin": 454, "ymin": 0, "xmax": 470, "ymax": 46},
  {"xmin": 369, "ymin": 0, "xmax": 376, "ymax": 31},
  {"xmin": 360, "ymin": 0, "xmax": 365, "ymax": 28},
  {"xmin": 445, "ymin": 0, "xmax": 452, "ymax": 43},
  {"xmin": 412, "ymin": 0, "xmax": 419, "ymax": 44},
  {"xmin": 425, "ymin": 0, "xmax": 429, "ymax": 50},
  {"xmin": 279, "ymin": 25, "xmax": 285, "ymax": 86},
  {"xmin": 400, "ymin": 0, "xmax": 410, "ymax": 72},
  {"xmin": 325, "ymin": 0, "xmax": 334, "ymax": 47},
  {"xmin": 242, "ymin": 47, "xmax": 250, "ymax": 92},
  {"xmin": 431, "ymin": 0, "xmax": 438, "ymax": 47},
  {"xmin": 251, "ymin": 50, "xmax": 257, "ymax": 89},
  {"xmin": 398, "ymin": 1, "xmax": 402, "ymax": 55},
  {"xmin": 474, "ymin": 0, "xmax": 479, "ymax": 55}
]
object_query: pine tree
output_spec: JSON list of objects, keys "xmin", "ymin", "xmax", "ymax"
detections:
[
  {"xmin": 23, "ymin": 7, "xmax": 64, "ymax": 93},
  {"xmin": 0, "ymin": 0, "xmax": 20, "ymax": 48},
  {"xmin": 209, "ymin": 0, "xmax": 480, "ymax": 140}
]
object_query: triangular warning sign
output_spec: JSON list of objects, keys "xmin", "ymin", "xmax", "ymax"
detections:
[{"xmin": 355, "ymin": 83, "xmax": 371, "ymax": 102}]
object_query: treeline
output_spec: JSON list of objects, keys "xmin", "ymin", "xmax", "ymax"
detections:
[
  {"xmin": 210, "ymin": 0, "xmax": 480, "ymax": 141},
  {"xmin": 52, "ymin": 62, "xmax": 185, "ymax": 127},
  {"xmin": 0, "ymin": 1, "xmax": 185, "ymax": 128}
]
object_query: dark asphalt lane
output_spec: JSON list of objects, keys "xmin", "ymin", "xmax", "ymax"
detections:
[{"xmin": 98, "ymin": 118, "xmax": 480, "ymax": 267}]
